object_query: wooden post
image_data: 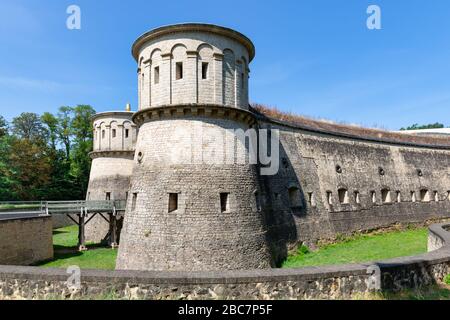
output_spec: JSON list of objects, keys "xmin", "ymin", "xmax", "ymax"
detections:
[
  {"xmin": 109, "ymin": 213, "xmax": 118, "ymax": 249},
  {"xmin": 78, "ymin": 208, "xmax": 87, "ymax": 251}
]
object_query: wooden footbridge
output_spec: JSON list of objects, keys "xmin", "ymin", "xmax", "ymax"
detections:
[{"xmin": 0, "ymin": 200, "xmax": 126, "ymax": 251}]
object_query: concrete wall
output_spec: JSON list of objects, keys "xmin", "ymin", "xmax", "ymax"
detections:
[
  {"xmin": 0, "ymin": 216, "xmax": 53, "ymax": 266},
  {"xmin": 0, "ymin": 223, "xmax": 448, "ymax": 300}
]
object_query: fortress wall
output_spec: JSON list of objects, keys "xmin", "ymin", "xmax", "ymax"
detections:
[
  {"xmin": 0, "ymin": 216, "xmax": 53, "ymax": 266},
  {"xmin": 259, "ymin": 120, "xmax": 450, "ymax": 255},
  {"xmin": 117, "ymin": 116, "xmax": 272, "ymax": 271}
]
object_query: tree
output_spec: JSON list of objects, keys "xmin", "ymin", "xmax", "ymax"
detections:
[
  {"xmin": 0, "ymin": 115, "xmax": 8, "ymax": 137},
  {"xmin": 41, "ymin": 112, "xmax": 59, "ymax": 150},
  {"xmin": 70, "ymin": 105, "xmax": 96, "ymax": 196},
  {"xmin": 7, "ymin": 138, "xmax": 51, "ymax": 200},
  {"xmin": 57, "ymin": 106, "xmax": 73, "ymax": 159},
  {"xmin": 12, "ymin": 112, "xmax": 46, "ymax": 142},
  {"xmin": 400, "ymin": 123, "xmax": 445, "ymax": 131}
]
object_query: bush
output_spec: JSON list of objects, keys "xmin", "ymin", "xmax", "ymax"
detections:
[
  {"xmin": 297, "ymin": 244, "xmax": 310, "ymax": 256},
  {"xmin": 445, "ymin": 275, "xmax": 450, "ymax": 285}
]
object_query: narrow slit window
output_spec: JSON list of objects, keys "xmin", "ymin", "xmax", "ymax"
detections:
[
  {"xmin": 241, "ymin": 73, "xmax": 245, "ymax": 88},
  {"xmin": 105, "ymin": 192, "xmax": 111, "ymax": 201},
  {"xmin": 202, "ymin": 62, "xmax": 209, "ymax": 79},
  {"xmin": 308, "ymin": 192, "xmax": 316, "ymax": 207},
  {"xmin": 154, "ymin": 66, "xmax": 160, "ymax": 84},
  {"xmin": 327, "ymin": 191, "xmax": 333, "ymax": 206},
  {"xmin": 112, "ymin": 129, "xmax": 116, "ymax": 138},
  {"xmin": 141, "ymin": 73, "xmax": 145, "ymax": 90},
  {"xmin": 220, "ymin": 193, "xmax": 230, "ymax": 213},
  {"xmin": 132, "ymin": 193, "xmax": 137, "ymax": 211},
  {"xmin": 176, "ymin": 62, "xmax": 183, "ymax": 80},
  {"xmin": 169, "ymin": 193, "xmax": 178, "ymax": 212},
  {"xmin": 371, "ymin": 191, "xmax": 377, "ymax": 204},
  {"xmin": 102, "ymin": 130, "xmax": 105, "ymax": 139},
  {"xmin": 354, "ymin": 191, "xmax": 360, "ymax": 204},
  {"xmin": 125, "ymin": 129, "xmax": 129, "ymax": 138},
  {"xmin": 255, "ymin": 191, "xmax": 261, "ymax": 212}
]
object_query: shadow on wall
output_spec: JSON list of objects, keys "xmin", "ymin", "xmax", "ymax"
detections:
[{"xmin": 259, "ymin": 139, "xmax": 301, "ymax": 267}]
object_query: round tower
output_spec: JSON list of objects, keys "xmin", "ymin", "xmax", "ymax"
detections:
[
  {"xmin": 85, "ymin": 107, "xmax": 138, "ymax": 244},
  {"xmin": 116, "ymin": 23, "xmax": 272, "ymax": 271}
]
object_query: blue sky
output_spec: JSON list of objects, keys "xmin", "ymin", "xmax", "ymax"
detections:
[{"xmin": 0, "ymin": 0, "xmax": 449, "ymax": 130}]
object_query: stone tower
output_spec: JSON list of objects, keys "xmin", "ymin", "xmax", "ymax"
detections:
[
  {"xmin": 116, "ymin": 23, "xmax": 273, "ymax": 271},
  {"xmin": 85, "ymin": 108, "xmax": 138, "ymax": 244}
]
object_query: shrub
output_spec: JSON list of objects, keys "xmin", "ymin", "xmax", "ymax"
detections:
[
  {"xmin": 444, "ymin": 274, "xmax": 450, "ymax": 285},
  {"xmin": 297, "ymin": 244, "xmax": 310, "ymax": 256}
]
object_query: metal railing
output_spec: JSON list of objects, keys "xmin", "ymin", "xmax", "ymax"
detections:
[{"xmin": 0, "ymin": 200, "xmax": 127, "ymax": 215}]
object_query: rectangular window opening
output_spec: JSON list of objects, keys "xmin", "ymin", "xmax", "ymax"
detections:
[
  {"xmin": 125, "ymin": 129, "xmax": 129, "ymax": 138},
  {"xmin": 102, "ymin": 130, "xmax": 105, "ymax": 139},
  {"xmin": 131, "ymin": 193, "xmax": 137, "ymax": 211},
  {"xmin": 154, "ymin": 66, "xmax": 160, "ymax": 84},
  {"xmin": 220, "ymin": 193, "xmax": 230, "ymax": 213},
  {"xmin": 202, "ymin": 62, "xmax": 209, "ymax": 79},
  {"xmin": 112, "ymin": 129, "xmax": 116, "ymax": 138},
  {"xmin": 176, "ymin": 62, "xmax": 183, "ymax": 80},
  {"xmin": 105, "ymin": 192, "xmax": 111, "ymax": 201},
  {"xmin": 169, "ymin": 193, "xmax": 178, "ymax": 213}
]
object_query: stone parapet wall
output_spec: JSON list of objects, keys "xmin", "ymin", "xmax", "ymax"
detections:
[{"xmin": 0, "ymin": 224, "xmax": 448, "ymax": 300}]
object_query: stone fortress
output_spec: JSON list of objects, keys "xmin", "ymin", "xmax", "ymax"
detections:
[{"xmin": 86, "ymin": 23, "xmax": 450, "ymax": 272}]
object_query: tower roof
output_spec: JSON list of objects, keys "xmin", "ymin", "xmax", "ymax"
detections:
[{"xmin": 131, "ymin": 23, "xmax": 256, "ymax": 62}]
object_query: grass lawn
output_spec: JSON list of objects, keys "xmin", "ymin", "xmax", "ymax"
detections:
[
  {"xmin": 283, "ymin": 227, "xmax": 428, "ymax": 268},
  {"xmin": 37, "ymin": 225, "xmax": 117, "ymax": 270}
]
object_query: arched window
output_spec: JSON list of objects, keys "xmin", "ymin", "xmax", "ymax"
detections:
[
  {"xmin": 420, "ymin": 189, "xmax": 430, "ymax": 202},
  {"xmin": 338, "ymin": 188, "xmax": 349, "ymax": 204},
  {"xmin": 381, "ymin": 189, "xmax": 391, "ymax": 203}
]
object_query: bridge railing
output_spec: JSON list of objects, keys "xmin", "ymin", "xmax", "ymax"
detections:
[
  {"xmin": 0, "ymin": 200, "xmax": 128, "ymax": 215},
  {"xmin": 0, "ymin": 201, "xmax": 46, "ymax": 214}
]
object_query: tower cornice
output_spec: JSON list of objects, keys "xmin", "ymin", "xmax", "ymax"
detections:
[
  {"xmin": 132, "ymin": 104, "xmax": 258, "ymax": 127},
  {"xmin": 132, "ymin": 23, "xmax": 255, "ymax": 62}
]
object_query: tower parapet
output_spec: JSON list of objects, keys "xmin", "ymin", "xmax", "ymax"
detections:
[
  {"xmin": 86, "ymin": 108, "xmax": 138, "ymax": 244},
  {"xmin": 133, "ymin": 23, "xmax": 254, "ymax": 110}
]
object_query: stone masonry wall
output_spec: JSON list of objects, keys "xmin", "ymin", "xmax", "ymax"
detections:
[
  {"xmin": 0, "ymin": 224, "xmax": 449, "ymax": 300},
  {"xmin": 0, "ymin": 216, "xmax": 53, "ymax": 266},
  {"xmin": 117, "ymin": 116, "xmax": 272, "ymax": 271},
  {"xmin": 258, "ymin": 120, "xmax": 450, "ymax": 263}
]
